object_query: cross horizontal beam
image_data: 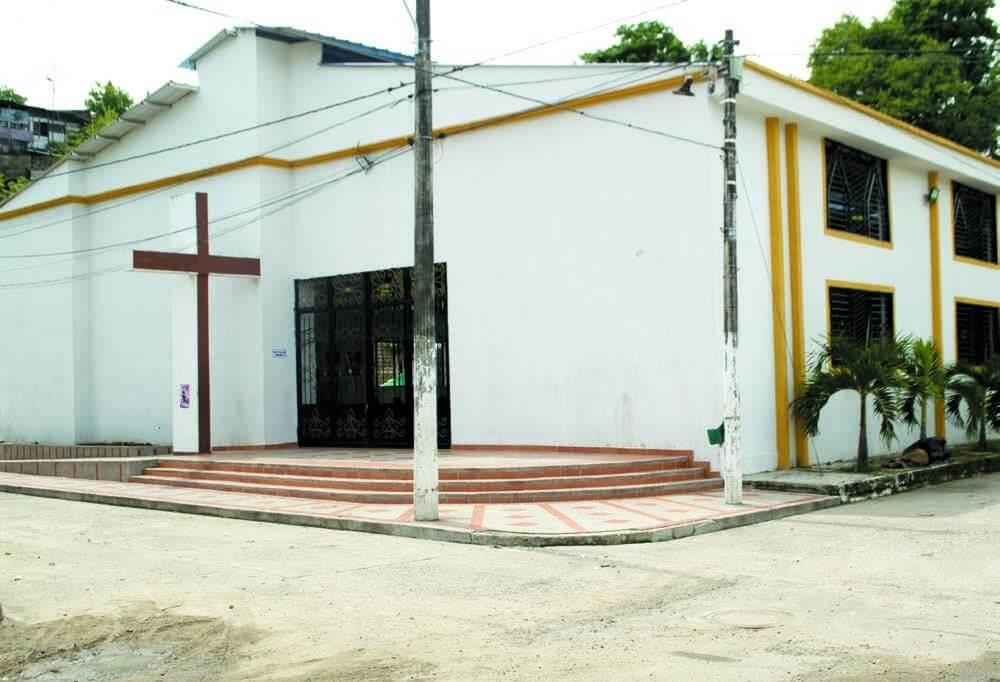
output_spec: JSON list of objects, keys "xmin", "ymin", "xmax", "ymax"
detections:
[{"xmin": 133, "ymin": 250, "xmax": 261, "ymax": 276}]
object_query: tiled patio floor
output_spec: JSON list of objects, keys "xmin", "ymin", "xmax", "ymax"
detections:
[{"xmin": 0, "ymin": 471, "xmax": 831, "ymax": 537}]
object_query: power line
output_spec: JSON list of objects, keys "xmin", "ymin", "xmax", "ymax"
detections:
[
  {"xmin": 164, "ymin": 0, "xmax": 694, "ymax": 69},
  {"xmin": 8, "ymin": 0, "xmax": 696, "ymax": 194},
  {"xmin": 438, "ymin": 69, "xmax": 721, "ymax": 151},
  {"xmin": 400, "ymin": 0, "xmax": 417, "ymax": 30},
  {"xmin": 8, "ymin": 65, "xmax": 673, "ymax": 196},
  {"xmin": 0, "ymin": 146, "xmax": 412, "ymax": 289},
  {"xmin": 453, "ymin": 0, "xmax": 694, "ymax": 68},
  {"xmin": 163, "ymin": 0, "xmax": 243, "ymax": 21},
  {"xmin": 25, "ymin": 84, "xmax": 413, "ymax": 183},
  {"xmin": 0, "ymin": 94, "xmax": 410, "ymax": 240},
  {"xmin": 0, "ymin": 65, "xmax": 682, "ymax": 245},
  {"xmin": 0, "ymin": 145, "xmax": 409, "ymax": 262}
]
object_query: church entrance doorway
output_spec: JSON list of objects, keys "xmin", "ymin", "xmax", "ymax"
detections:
[{"xmin": 294, "ymin": 264, "xmax": 451, "ymax": 448}]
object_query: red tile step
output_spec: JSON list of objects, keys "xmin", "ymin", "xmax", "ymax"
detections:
[
  {"xmin": 161, "ymin": 455, "xmax": 695, "ymax": 480},
  {"xmin": 127, "ymin": 473, "xmax": 723, "ymax": 504},
  {"xmin": 138, "ymin": 465, "xmax": 709, "ymax": 493}
]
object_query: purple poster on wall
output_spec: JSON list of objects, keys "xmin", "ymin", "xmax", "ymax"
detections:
[{"xmin": 179, "ymin": 384, "xmax": 191, "ymax": 409}]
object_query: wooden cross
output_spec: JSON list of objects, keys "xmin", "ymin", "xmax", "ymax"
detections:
[{"xmin": 133, "ymin": 192, "xmax": 261, "ymax": 454}]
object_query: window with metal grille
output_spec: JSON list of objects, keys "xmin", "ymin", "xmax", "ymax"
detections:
[
  {"xmin": 825, "ymin": 139, "xmax": 891, "ymax": 243},
  {"xmin": 956, "ymin": 302, "xmax": 999, "ymax": 364},
  {"xmin": 952, "ymin": 182, "xmax": 997, "ymax": 264},
  {"xmin": 829, "ymin": 286, "xmax": 894, "ymax": 345}
]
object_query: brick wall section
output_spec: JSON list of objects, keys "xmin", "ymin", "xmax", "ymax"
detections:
[
  {"xmin": 0, "ymin": 444, "xmax": 171, "ymax": 460},
  {"xmin": 1, "ymin": 458, "xmax": 154, "ymax": 481}
]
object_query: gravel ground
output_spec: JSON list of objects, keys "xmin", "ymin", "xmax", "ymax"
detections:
[{"xmin": 1, "ymin": 475, "xmax": 998, "ymax": 681}]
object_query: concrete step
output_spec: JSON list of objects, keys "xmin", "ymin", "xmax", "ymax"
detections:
[
  {"xmin": 140, "ymin": 465, "xmax": 710, "ymax": 492},
  {"xmin": 128, "ymin": 474, "xmax": 723, "ymax": 504},
  {"xmin": 162, "ymin": 455, "xmax": 694, "ymax": 480}
]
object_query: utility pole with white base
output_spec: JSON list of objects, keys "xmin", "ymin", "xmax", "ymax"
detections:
[
  {"xmin": 720, "ymin": 30, "xmax": 743, "ymax": 505},
  {"xmin": 412, "ymin": 0, "xmax": 439, "ymax": 521}
]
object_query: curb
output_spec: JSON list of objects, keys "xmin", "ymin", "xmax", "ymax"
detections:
[
  {"xmin": 746, "ymin": 454, "xmax": 1000, "ymax": 502},
  {"xmin": 0, "ymin": 480, "xmax": 840, "ymax": 547}
]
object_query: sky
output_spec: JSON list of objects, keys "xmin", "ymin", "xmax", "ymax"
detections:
[{"xmin": 0, "ymin": 0, "xmax": 960, "ymax": 110}]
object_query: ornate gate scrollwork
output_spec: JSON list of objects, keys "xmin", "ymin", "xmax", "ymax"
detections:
[{"xmin": 295, "ymin": 265, "xmax": 451, "ymax": 447}]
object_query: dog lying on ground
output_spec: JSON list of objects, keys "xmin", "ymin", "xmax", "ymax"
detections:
[{"xmin": 882, "ymin": 437, "xmax": 949, "ymax": 468}]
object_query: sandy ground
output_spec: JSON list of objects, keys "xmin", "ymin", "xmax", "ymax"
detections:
[{"xmin": 0, "ymin": 475, "xmax": 998, "ymax": 681}]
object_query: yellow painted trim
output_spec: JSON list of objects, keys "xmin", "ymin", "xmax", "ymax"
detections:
[
  {"xmin": 746, "ymin": 60, "xmax": 1000, "ymax": 171},
  {"xmin": 0, "ymin": 73, "xmax": 692, "ymax": 223},
  {"xmin": 785, "ymin": 123, "xmax": 808, "ymax": 467},
  {"xmin": 0, "ymin": 195, "xmax": 87, "ymax": 220},
  {"xmin": 824, "ymin": 279, "xmax": 897, "ymax": 340},
  {"xmin": 766, "ymin": 118, "xmax": 790, "ymax": 471},
  {"xmin": 825, "ymin": 280, "xmax": 896, "ymax": 294},
  {"xmin": 928, "ymin": 171, "xmax": 946, "ymax": 437},
  {"xmin": 823, "ymin": 228, "xmax": 895, "ymax": 250},
  {"xmin": 955, "ymin": 295, "xmax": 1000, "ymax": 309},
  {"xmin": 949, "ymin": 180, "xmax": 1000, "ymax": 269},
  {"xmin": 953, "ymin": 255, "xmax": 1000, "ymax": 271},
  {"xmin": 820, "ymin": 137, "xmax": 894, "ymax": 250}
]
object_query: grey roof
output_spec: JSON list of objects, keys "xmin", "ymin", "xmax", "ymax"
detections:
[
  {"xmin": 71, "ymin": 81, "xmax": 197, "ymax": 160},
  {"xmin": 180, "ymin": 26, "xmax": 413, "ymax": 70}
]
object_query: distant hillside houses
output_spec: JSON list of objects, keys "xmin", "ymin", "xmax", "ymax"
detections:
[{"xmin": 0, "ymin": 100, "xmax": 89, "ymax": 180}]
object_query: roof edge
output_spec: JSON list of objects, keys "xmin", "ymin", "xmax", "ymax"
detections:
[
  {"xmin": 744, "ymin": 60, "xmax": 1000, "ymax": 171},
  {"xmin": 181, "ymin": 28, "xmax": 239, "ymax": 70}
]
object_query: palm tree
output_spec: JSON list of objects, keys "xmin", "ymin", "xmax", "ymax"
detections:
[
  {"xmin": 901, "ymin": 339, "xmax": 945, "ymax": 440},
  {"xmin": 945, "ymin": 356, "xmax": 1000, "ymax": 451},
  {"xmin": 791, "ymin": 335, "xmax": 910, "ymax": 472}
]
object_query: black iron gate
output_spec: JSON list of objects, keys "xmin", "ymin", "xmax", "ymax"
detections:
[{"xmin": 295, "ymin": 264, "xmax": 450, "ymax": 448}]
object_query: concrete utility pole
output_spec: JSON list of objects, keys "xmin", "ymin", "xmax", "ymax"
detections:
[
  {"xmin": 412, "ymin": 0, "xmax": 439, "ymax": 521},
  {"xmin": 721, "ymin": 29, "xmax": 743, "ymax": 505}
]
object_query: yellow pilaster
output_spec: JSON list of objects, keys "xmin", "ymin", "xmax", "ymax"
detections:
[
  {"xmin": 928, "ymin": 171, "xmax": 946, "ymax": 436},
  {"xmin": 766, "ymin": 117, "xmax": 790, "ymax": 470},
  {"xmin": 785, "ymin": 123, "xmax": 809, "ymax": 466}
]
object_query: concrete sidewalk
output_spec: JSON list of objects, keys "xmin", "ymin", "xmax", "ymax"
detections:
[{"xmin": 0, "ymin": 471, "xmax": 836, "ymax": 546}]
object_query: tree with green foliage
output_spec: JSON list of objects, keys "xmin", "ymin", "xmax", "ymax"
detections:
[
  {"xmin": 0, "ymin": 173, "xmax": 30, "ymax": 203},
  {"xmin": 901, "ymin": 338, "xmax": 946, "ymax": 439},
  {"xmin": 791, "ymin": 335, "xmax": 912, "ymax": 472},
  {"xmin": 809, "ymin": 0, "xmax": 1000, "ymax": 157},
  {"xmin": 0, "ymin": 85, "xmax": 27, "ymax": 105},
  {"xmin": 84, "ymin": 81, "xmax": 133, "ymax": 119},
  {"xmin": 49, "ymin": 82, "xmax": 133, "ymax": 159},
  {"xmin": 580, "ymin": 21, "xmax": 718, "ymax": 63},
  {"xmin": 945, "ymin": 357, "xmax": 1000, "ymax": 451}
]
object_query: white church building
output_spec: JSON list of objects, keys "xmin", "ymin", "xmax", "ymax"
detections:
[{"xmin": 0, "ymin": 27, "xmax": 997, "ymax": 473}]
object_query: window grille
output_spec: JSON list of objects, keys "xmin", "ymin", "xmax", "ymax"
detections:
[
  {"xmin": 825, "ymin": 139, "xmax": 891, "ymax": 243},
  {"xmin": 956, "ymin": 302, "xmax": 999, "ymax": 364},
  {"xmin": 953, "ymin": 182, "xmax": 997, "ymax": 264},
  {"xmin": 829, "ymin": 286, "xmax": 894, "ymax": 345}
]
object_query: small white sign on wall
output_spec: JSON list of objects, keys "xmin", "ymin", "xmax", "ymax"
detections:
[{"xmin": 271, "ymin": 347, "xmax": 288, "ymax": 359}]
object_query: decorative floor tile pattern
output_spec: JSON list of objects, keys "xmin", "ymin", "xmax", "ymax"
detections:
[
  {"xmin": 170, "ymin": 449, "xmax": 681, "ymax": 471},
  {"xmin": 0, "ymin": 472, "xmax": 828, "ymax": 536}
]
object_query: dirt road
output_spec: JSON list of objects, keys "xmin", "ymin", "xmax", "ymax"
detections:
[{"xmin": 1, "ymin": 475, "xmax": 998, "ymax": 680}]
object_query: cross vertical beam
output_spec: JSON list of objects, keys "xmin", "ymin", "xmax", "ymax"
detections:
[
  {"xmin": 196, "ymin": 193, "xmax": 211, "ymax": 454},
  {"xmin": 133, "ymin": 192, "xmax": 260, "ymax": 455}
]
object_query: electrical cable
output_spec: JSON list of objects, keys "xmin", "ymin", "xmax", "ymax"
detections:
[
  {"xmin": 0, "ymin": 64, "xmax": 705, "ymax": 244},
  {"xmin": 0, "ymin": 145, "xmax": 411, "ymax": 287},
  {"xmin": 4, "ymin": 0, "xmax": 698, "ymax": 196},
  {"xmin": 0, "ymin": 94, "xmax": 410, "ymax": 240},
  {"xmin": 436, "ymin": 70, "xmax": 721, "ymax": 150}
]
